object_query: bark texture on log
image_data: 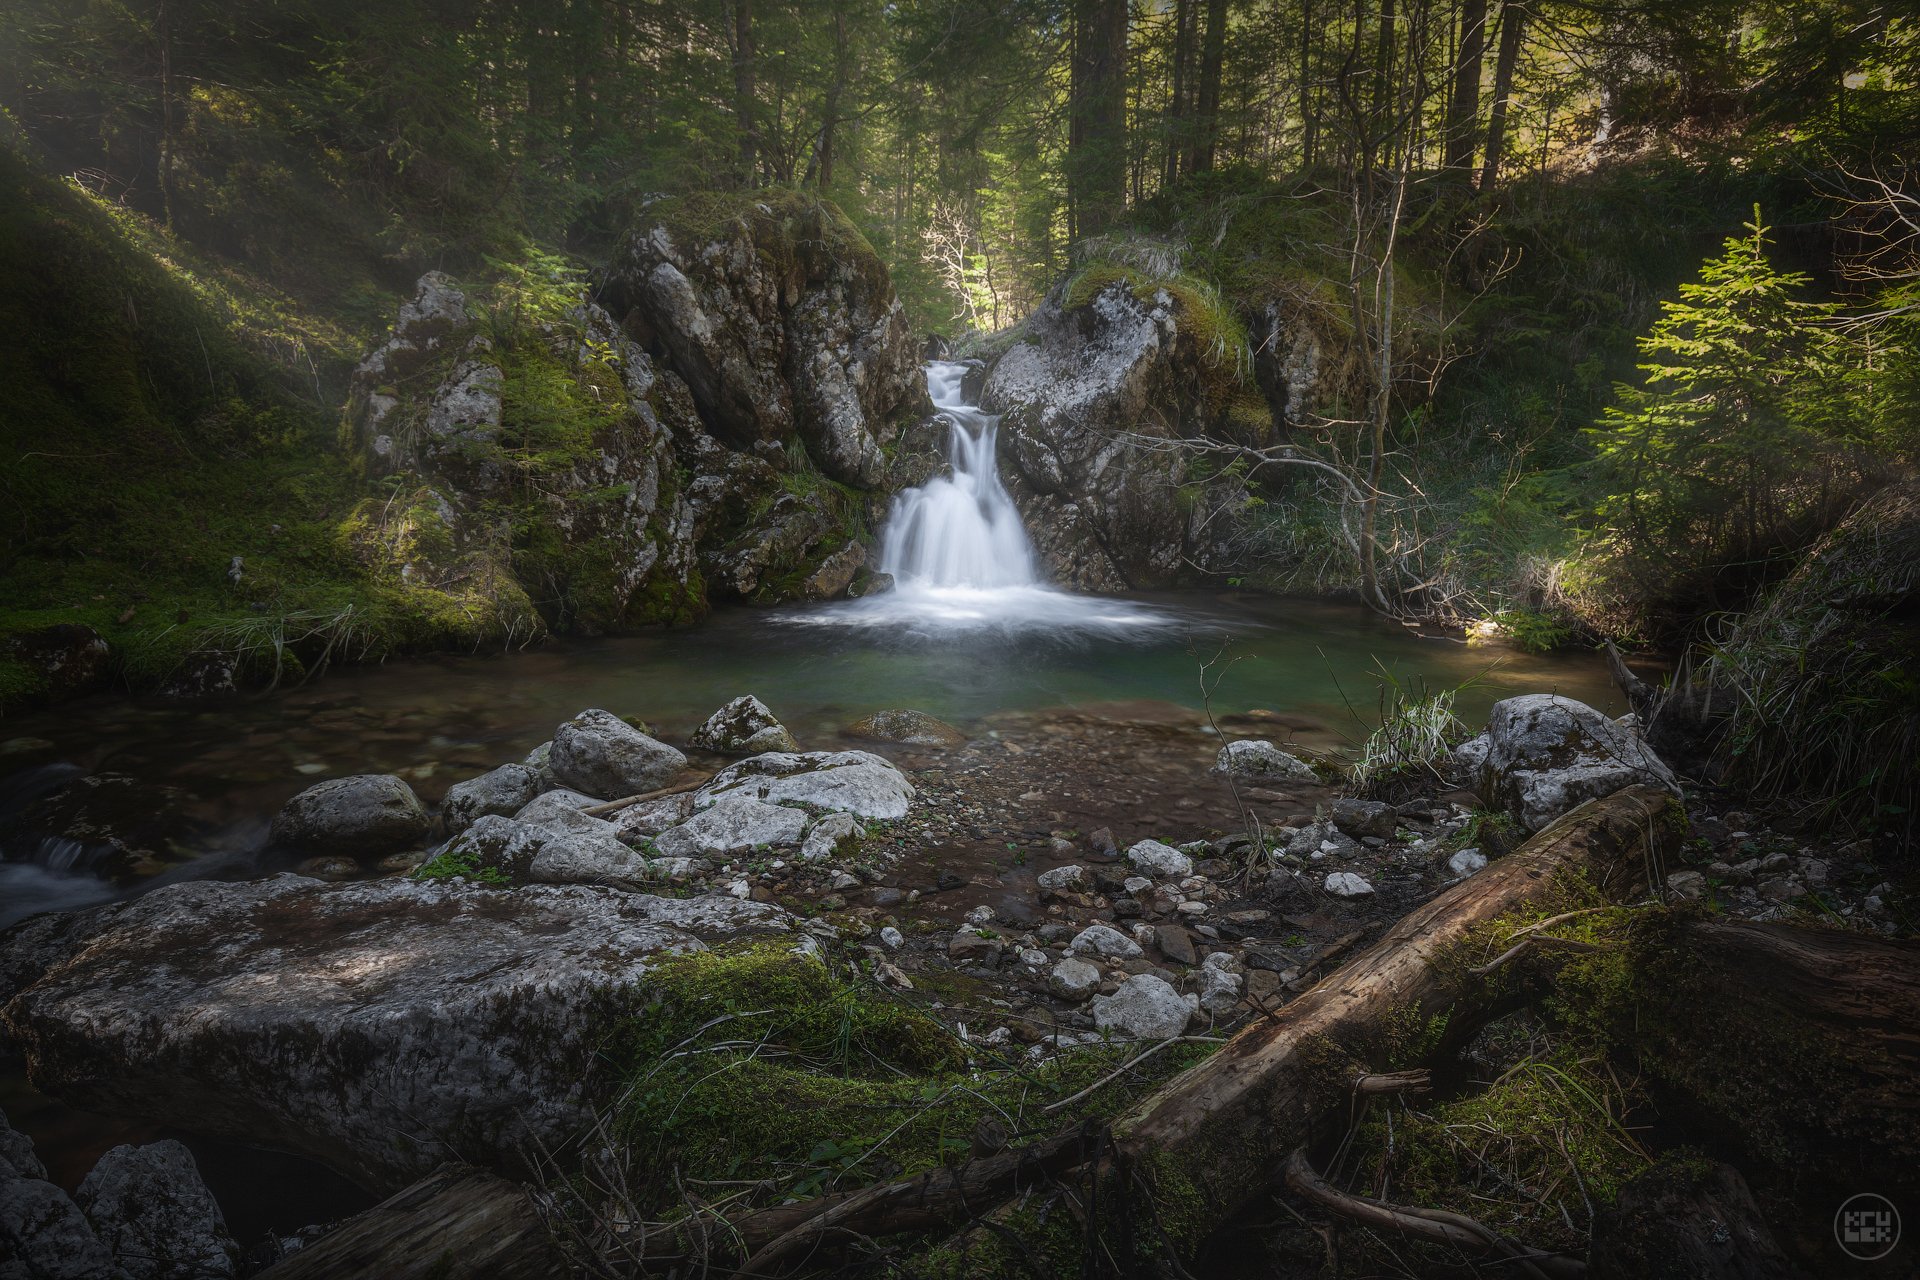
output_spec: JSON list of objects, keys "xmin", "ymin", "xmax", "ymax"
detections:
[
  {"xmin": 257, "ymin": 1164, "xmax": 567, "ymax": 1280},
  {"xmin": 1589, "ymin": 1157, "xmax": 1799, "ymax": 1280}
]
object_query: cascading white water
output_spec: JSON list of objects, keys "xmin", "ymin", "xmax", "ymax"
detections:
[
  {"xmin": 878, "ymin": 363, "xmax": 1040, "ymax": 590},
  {"xmin": 782, "ymin": 361, "xmax": 1178, "ymax": 638}
]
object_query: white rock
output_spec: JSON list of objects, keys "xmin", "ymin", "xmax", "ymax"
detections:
[
  {"xmin": 1324, "ymin": 871, "xmax": 1375, "ymax": 898},
  {"xmin": 1122, "ymin": 876, "xmax": 1152, "ymax": 895},
  {"xmin": 1018, "ymin": 948, "xmax": 1048, "ymax": 967},
  {"xmin": 1212, "ymin": 739, "xmax": 1318, "ymax": 782},
  {"xmin": 1176, "ymin": 901, "xmax": 1209, "ymax": 916},
  {"xmin": 513, "ymin": 788, "xmax": 600, "ymax": 825},
  {"xmin": 1473, "ymin": 694, "xmax": 1679, "ymax": 832},
  {"xmin": 549, "ymin": 708, "xmax": 688, "ymax": 799},
  {"xmin": 965, "ymin": 905, "xmax": 996, "ymax": 927},
  {"xmin": 1193, "ymin": 965, "xmax": 1243, "ymax": 1014},
  {"xmin": 800, "ymin": 811, "xmax": 862, "ymax": 861},
  {"xmin": 1447, "ymin": 849, "xmax": 1488, "ymax": 876},
  {"xmin": 1049, "ymin": 957, "xmax": 1102, "ymax": 1002},
  {"xmin": 1036, "ymin": 864, "xmax": 1092, "ymax": 893},
  {"xmin": 654, "ymin": 794, "xmax": 807, "ymax": 857},
  {"xmin": 442, "ymin": 763, "xmax": 542, "ymax": 835},
  {"xmin": 1126, "ymin": 839, "xmax": 1193, "ymax": 879},
  {"xmin": 878, "ymin": 926, "xmax": 904, "ymax": 949},
  {"xmin": 1069, "ymin": 923, "xmax": 1143, "ymax": 960},
  {"xmin": 689, "ymin": 696, "xmax": 798, "ymax": 755},
  {"xmin": 1091, "ymin": 974, "xmax": 1194, "ymax": 1039},
  {"xmin": 701, "ymin": 750, "xmax": 914, "ymax": 819}
]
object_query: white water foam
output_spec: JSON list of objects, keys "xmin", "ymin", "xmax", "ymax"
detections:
[{"xmin": 785, "ymin": 362, "xmax": 1179, "ymax": 640}]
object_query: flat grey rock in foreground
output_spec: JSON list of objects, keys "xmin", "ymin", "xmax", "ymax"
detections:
[
  {"xmin": 699, "ymin": 750, "xmax": 914, "ymax": 819},
  {"xmin": 0, "ymin": 876, "xmax": 786, "ymax": 1192}
]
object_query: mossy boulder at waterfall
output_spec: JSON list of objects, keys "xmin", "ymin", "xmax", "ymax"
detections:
[
  {"xmin": 981, "ymin": 276, "xmax": 1255, "ymax": 590},
  {"xmin": 602, "ymin": 190, "xmax": 934, "ymax": 601}
]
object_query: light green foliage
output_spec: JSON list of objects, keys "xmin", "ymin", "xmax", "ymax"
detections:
[
  {"xmin": 412, "ymin": 847, "xmax": 511, "ymax": 886},
  {"xmin": 1579, "ymin": 210, "xmax": 1885, "ymax": 628},
  {"xmin": 1348, "ymin": 665, "xmax": 1472, "ymax": 798}
]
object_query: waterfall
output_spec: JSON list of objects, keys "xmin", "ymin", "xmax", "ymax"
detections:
[
  {"xmin": 779, "ymin": 361, "xmax": 1177, "ymax": 638},
  {"xmin": 878, "ymin": 363, "xmax": 1039, "ymax": 589}
]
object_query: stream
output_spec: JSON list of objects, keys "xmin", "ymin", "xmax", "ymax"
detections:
[{"xmin": 0, "ymin": 362, "xmax": 1628, "ymax": 1245}]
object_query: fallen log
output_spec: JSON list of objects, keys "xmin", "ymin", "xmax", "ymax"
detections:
[
  {"xmin": 731, "ymin": 784, "xmax": 1678, "ymax": 1275},
  {"xmin": 257, "ymin": 1164, "xmax": 569, "ymax": 1280}
]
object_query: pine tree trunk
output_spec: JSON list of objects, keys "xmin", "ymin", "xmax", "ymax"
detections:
[
  {"xmin": 1194, "ymin": 0, "xmax": 1229, "ymax": 172},
  {"xmin": 732, "ymin": 0, "xmax": 758, "ymax": 184},
  {"xmin": 1478, "ymin": 1, "xmax": 1526, "ymax": 189},
  {"xmin": 1444, "ymin": 0, "xmax": 1488, "ymax": 176}
]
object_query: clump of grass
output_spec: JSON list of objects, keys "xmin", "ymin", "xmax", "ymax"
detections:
[
  {"xmin": 412, "ymin": 845, "xmax": 510, "ymax": 886},
  {"xmin": 1348, "ymin": 665, "xmax": 1474, "ymax": 799}
]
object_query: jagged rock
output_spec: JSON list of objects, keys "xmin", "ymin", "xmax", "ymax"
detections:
[
  {"xmin": 1285, "ymin": 820, "xmax": 1359, "ymax": 860},
  {"xmin": 1155, "ymin": 924, "xmax": 1199, "ymax": 966},
  {"xmin": 76, "ymin": 1141, "xmax": 239, "ymax": 1280},
  {"xmin": 1192, "ymin": 952, "xmax": 1244, "ymax": 1013},
  {"xmin": 1324, "ymin": 871, "xmax": 1374, "ymax": 898},
  {"xmin": 1049, "ymin": 958, "xmax": 1101, "ymax": 1002},
  {"xmin": 269, "ymin": 774, "xmax": 430, "ymax": 858},
  {"xmin": 653, "ymin": 795, "xmax": 807, "ymax": 857},
  {"xmin": 799, "ymin": 812, "xmax": 861, "ymax": 861},
  {"xmin": 0, "ymin": 876, "xmax": 787, "ymax": 1192},
  {"xmin": 1473, "ymin": 694, "xmax": 1679, "ymax": 832},
  {"xmin": 802, "ymin": 542, "xmax": 868, "ymax": 600},
  {"xmin": 550, "ymin": 708, "xmax": 688, "ymax": 799},
  {"xmin": 0, "ymin": 1171, "xmax": 126, "ymax": 1280},
  {"xmin": 1091, "ymin": 974, "xmax": 1195, "ymax": 1040},
  {"xmin": 689, "ymin": 696, "xmax": 798, "ymax": 755},
  {"xmin": 442, "ymin": 763, "xmax": 543, "ymax": 835},
  {"xmin": 1213, "ymin": 740, "xmax": 1318, "ymax": 782},
  {"xmin": 1070, "ymin": 923, "xmax": 1143, "ymax": 960},
  {"xmin": 843, "ymin": 709, "xmax": 966, "ymax": 748},
  {"xmin": 1126, "ymin": 839, "xmax": 1193, "ymax": 880},
  {"xmin": 1330, "ymin": 798, "xmax": 1396, "ymax": 839},
  {"xmin": 699, "ymin": 750, "xmax": 913, "ymax": 820},
  {"xmin": 606, "ymin": 191, "xmax": 925, "ymax": 489},
  {"xmin": 980, "ymin": 278, "xmax": 1249, "ymax": 588}
]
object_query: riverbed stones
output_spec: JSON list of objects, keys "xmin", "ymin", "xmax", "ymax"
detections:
[
  {"xmin": 1448, "ymin": 848, "xmax": 1489, "ymax": 876},
  {"xmin": 1212, "ymin": 740, "xmax": 1317, "ymax": 783},
  {"xmin": 1324, "ymin": 871, "xmax": 1375, "ymax": 898},
  {"xmin": 1126, "ymin": 839, "xmax": 1192, "ymax": 879},
  {"xmin": 1330, "ymin": 798, "xmax": 1396, "ymax": 839},
  {"xmin": 700, "ymin": 750, "xmax": 914, "ymax": 820},
  {"xmin": 1466, "ymin": 694, "xmax": 1679, "ymax": 832},
  {"xmin": 1091, "ymin": 974, "xmax": 1195, "ymax": 1040},
  {"xmin": 550, "ymin": 708, "xmax": 688, "ymax": 798},
  {"xmin": 689, "ymin": 696, "xmax": 798, "ymax": 755},
  {"xmin": 0, "ymin": 876, "xmax": 787, "ymax": 1192},
  {"xmin": 76, "ymin": 1140, "xmax": 239, "ymax": 1280},
  {"xmin": 1036, "ymin": 864, "xmax": 1092, "ymax": 895},
  {"xmin": 843, "ymin": 709, "xmax": 967, "ymax": 748},
  {"xmin": 443, "ymin": 763, "xmax": 543, "ymax": 834},
  {"xmin": 268, "ymin": 774, "xmax": 430, "ymax": 857},
  {"xmin": 1049, "ymin": 957, "xmax": 1101, "ymax": 1002},
  {"xmin": 1069, "ymin": 923, "xmax": 1143, "ymax": 960},
  {"xmin": 653, "ymin": 794, "xmax": 807, "ymax": 857}
]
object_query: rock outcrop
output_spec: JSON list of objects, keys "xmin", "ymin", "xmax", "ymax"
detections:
[
  {"xmin": 0, "ymin": 876, "xmax": 787, "ymax": 1191},
  {"xmin": 689, "ymin": 696, "xmax": 798, "ymax": 755},
  {"xmin": 981, "ymin": 276, "xmax": 1250, "ymax": 588}
]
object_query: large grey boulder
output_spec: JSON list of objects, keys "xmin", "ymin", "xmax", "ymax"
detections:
[
  {"xmin": 689, "ymin": 696, "xmax": 798, "ymax": 755},
  {"xmin": 550, "ymin": 709, "xmax": 688, "ymax": 799},
  {"xmin": 653, "ymin": 795, "xmax": 807, "ymax": 858},
  {"xmin": 1471, "ymin": 694, "xmax": 1679, "ymax": 832},
  {"xmin": 699, "ymin": 750, "xmax": 914, "ymax": 820},
  {"xmin": 0, "ymin": 876, "xmax": 787, "ymax": 1192},
  {"xmin": 1213, "ymin": 739, "xmax": 1318, "ymax": 783},
  {"xmin": 0, "ymin": 1170, "xmax": 126, "ymax": 1280},
  {"xmin": 269, "ymin": 774, "xmax": 430, "ymax": 857},
  {"xmin": 1091, "ymin": 974, "xmax": 1195, "ymax": 1040},
  {"xmin": 76, "ymin": 1141, "xmax": 239, "ymax": 1280},
  {"xmin": 980, "ymin": 278, "xmax": 1249, "ymax": 588},
  {"xmin": 442, "ymin": 762, "xmax": 543, "ymax": 835}
]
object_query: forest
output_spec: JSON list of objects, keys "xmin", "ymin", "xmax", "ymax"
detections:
[{"xmin": 0, "ymin": 1, "xmax": 1914, "ymax": 1278}]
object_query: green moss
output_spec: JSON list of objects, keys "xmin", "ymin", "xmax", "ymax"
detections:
[{"xmin": 412, "ymin": 846, "xmax": 511, "ymax": 886}]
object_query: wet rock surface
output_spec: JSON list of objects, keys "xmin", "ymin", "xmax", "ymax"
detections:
[{"xmin": 268, "ymin": 774, "xmax": 430, "ymax": 858}]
